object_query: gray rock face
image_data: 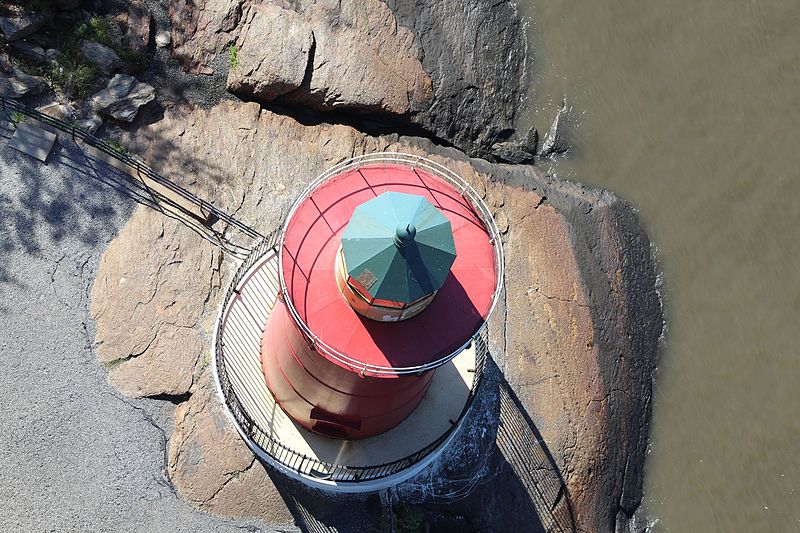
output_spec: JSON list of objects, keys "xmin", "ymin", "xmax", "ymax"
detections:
[
  {"xmin": 9, "ymin": 41, "xmax": 47, "ymax": 64},
  {"xmin": 383, "ymin": 0, "xmax": 528, "ymax": 156},
  {"xmin": 80, "ymin": 41, "xmax": 123, "ymax": 73},
  {"xmin": 227, "ymin": 4, "xmax": 313, "ymax": 100},
  {"xmin": 538, "ymin": 99, "xmax": 570, "ymax": 158},
  {"xmin": 0, "ymin": 9, "xmax": 47, "ymax": 42},
  {"xmin": 0, "ymin": 53, "xmax": 47, "ymax": 98},
  {"xmin": 90, "ymin": 74, "xmax": 155, "ymax": 122},
  {"xmin": 490, "ymin": 141, "xmax": 535, "ymax": 164},
  {"xmin": 77, "ymin": 112, "xmax": 103, "ymax": 134}
]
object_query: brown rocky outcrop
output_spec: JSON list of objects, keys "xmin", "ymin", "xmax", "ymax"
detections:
[
  {"xmin": 92, "ymin": 100, "xmax": 660, "ymax": 531},
  {"xmin": 169, "ymin": 0, "xmax": 244, "ymax": 75},
  {"xmin": 168, "ymin": 367, "xmax": 294, "ymax": 523},
  {"xmin": 226, "ymin": 4, "xmax": 313, "ymax": 101},
  {"xmin": 114, "ymin": 0, "xmax": 153, "ymax": 53},
  {"xmin": 167, "ymin": 0, "xmax": 524, "ymax": 157},
  {"xmin": 91, "ymin": 206, "xmax": 223, "ymax": 398},
  {"xmin": 227, "ymin": 0, "xmax": 432, "ymax": 116}
]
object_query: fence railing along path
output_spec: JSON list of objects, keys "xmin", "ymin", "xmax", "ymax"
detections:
[{"xmin": 0, "ymin": 96, "xmax": 264, "ymax": 259}]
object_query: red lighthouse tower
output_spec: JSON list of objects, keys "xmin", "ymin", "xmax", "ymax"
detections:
[{"xmin": 260, "ymin": 157, "xmax": 498, "ymax": 440}]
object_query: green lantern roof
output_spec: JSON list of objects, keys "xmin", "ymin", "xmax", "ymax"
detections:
[{"xmin": 341, "ymin": 192, "xmax": 457, "ymax": 304}]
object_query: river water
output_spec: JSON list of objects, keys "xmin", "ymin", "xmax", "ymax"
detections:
[{"xmin": 515, "ymin": 1, "xmax": 799, "ymax": 530}]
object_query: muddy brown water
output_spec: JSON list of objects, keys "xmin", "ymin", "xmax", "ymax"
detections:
[{"xmin": 515, "ymin": 1, "xmax": 800, "ymax": 530}]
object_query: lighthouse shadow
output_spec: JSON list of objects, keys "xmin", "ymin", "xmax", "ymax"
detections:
[
  {"xmin": 487, "ymin": 368, "xmax": 577, "ymax": 532},
  {"xmin": 398, "ymin": 357, "xmax": 577, "ymax": 532}
]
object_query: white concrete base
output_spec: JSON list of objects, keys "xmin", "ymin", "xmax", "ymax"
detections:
[{"xmin": 213, "ymin": 248, "xmax": 478, "ymax": 492}]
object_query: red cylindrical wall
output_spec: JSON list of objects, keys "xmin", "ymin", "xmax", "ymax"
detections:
[
  {"xmin": 261, "ymin": 297, "xmax": 434, "ymax": 440},
  {"xmin": 261, "ymin": 163, "xmax": 497, "ymax": 441}
]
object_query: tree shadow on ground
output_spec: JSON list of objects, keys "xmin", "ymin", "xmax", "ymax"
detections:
[
  {"xmin": 0, "ymin": 117, "xmax": 136, "ymax": 293},
  {"xmin": 0, "ymin": 102, "xmax": 249, "ymax": 294}
]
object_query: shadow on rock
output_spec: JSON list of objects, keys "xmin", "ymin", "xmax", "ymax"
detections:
[
  {"xmin": 392, "ymin": 357, "xmax": 576, "ymax": 532},
  {"xmin": 267, "ymin": 471, "xmax": 383, "ymax": 533}
]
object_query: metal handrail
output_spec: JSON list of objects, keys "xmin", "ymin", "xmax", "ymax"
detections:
[
  {"xmin": 0, "ymin": 96, "xmax": 265, "ymax": 254},
  {"xmin": 277, "ymin": 153, "xmax": 505, "ymax": 376},
  {"xmin": 214, "ymin": 235, "xmax": 490, "ymax": 482}
]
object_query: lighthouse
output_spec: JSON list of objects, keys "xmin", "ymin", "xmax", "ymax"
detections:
[{"xmin": 214, "ymin": 153, "xmax": 503, "ymax": 490}]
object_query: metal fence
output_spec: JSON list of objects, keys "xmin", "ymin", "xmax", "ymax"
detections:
[
  {"xmin": 215, "ymin": 235, "xmax": 490, "ymax": 483},
  {"xmin": 0, "ymin": 96, "xmax": 264, "ymax": 258}
]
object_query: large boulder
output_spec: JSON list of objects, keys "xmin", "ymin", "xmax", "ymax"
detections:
[
  {"xmin": 9, "ymin": 40, "xmax": 47, "ymax": 64},
  {"xmin": 93, "ymin": 100, "xmax": 661, "ymax": 531},
  {"xmin": 300, "ymin": 0, "xmax": 432, "ymax": 115},
  {"xmin": 384, "ymin": 0, "xmax": 528, "ymax": 155},
  {"xmin": 0, "ymin": 53, "xmax": 46, "ymax": 98},
  {"xmin": 90, "ymin": 74, "xmax": 155, "ymax": 122},
  {"xmin": 80, "ymin": 41, "xmax": 123, "ymax": 74},
  {"xmin": 227, "ymin": 0, "xmax": 431, "ymax": 115},
  {"xmin": 0, "ymin": 8, "xmax": 47, "ymax": 42},
  {"xmin": 114, "ymin": 0, "xmax": 153, "ymax": 53},
  {"xmin": 169, "ymin": 0, "xmax": 244, "ymax": 75},
  {"xmin": 226, "ymin": 4, "xmax": 313, "ymax": 101}
]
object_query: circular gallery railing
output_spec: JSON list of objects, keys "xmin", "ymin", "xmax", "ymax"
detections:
[
  {"xmin": 277, "ymin": 153, "xmax": 505, "ymax": 377},
  {"xmin": 213, "ymin": 231, "xmax": 492, "ymax": 485}
]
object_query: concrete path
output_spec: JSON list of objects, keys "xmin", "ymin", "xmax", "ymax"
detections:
[{"xmin": 0, "ymin": 118, "xmax": 287, "ymax": 532}]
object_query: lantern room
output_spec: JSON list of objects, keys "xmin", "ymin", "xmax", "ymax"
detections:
[{"xmin": 336, "ymin": 191, "xmax": 457, "ymax": 322}]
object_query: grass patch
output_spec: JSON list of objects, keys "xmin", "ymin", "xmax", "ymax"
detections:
[
  {"xmin": 10, "ymin": 112, "xmax": 30, "ymax": 125},
  {"xmin": 7, "ymin": 10, "xmax": 153, "ymax": 99},
  {"xmin": 69, "ymin": 15, "xmax": 116, "ymax": 49},
  {"xmin": 227, "ymin": 45, "xmax": 239, "ymax": 70},
  {"xmin": 100, "ymin": 137, "xmax": 130, "ymax": 155}
]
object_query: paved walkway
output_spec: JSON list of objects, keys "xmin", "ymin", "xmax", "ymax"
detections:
[{"xmin": 0, "ymin": 118, "xmax": 285, "ymax": 532}]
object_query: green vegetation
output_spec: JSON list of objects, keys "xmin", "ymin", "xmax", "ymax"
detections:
[
  {"xmin": 7, "ymin": 12, "xmax": 150, "ymax": 99},
  {"xmin": 100, "ymin": 137, "xmax": 130, "ymax": 155},
  {"xmin": 227, "ymin": 45, "xmax": 239, "ymax": 70},
  {"xmin": 10, "ymin": 112, "xmax": 30, "ymax": 125}
]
